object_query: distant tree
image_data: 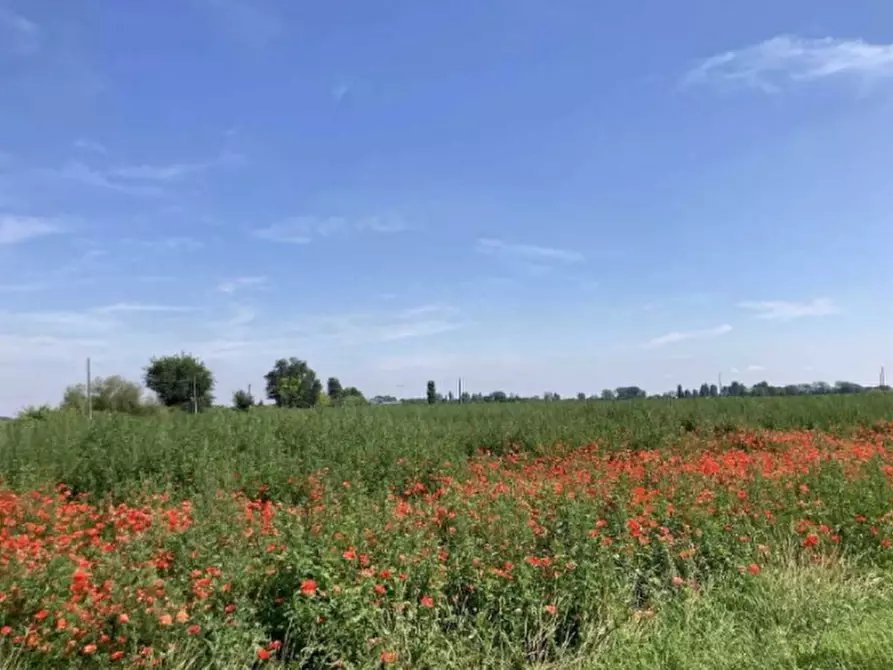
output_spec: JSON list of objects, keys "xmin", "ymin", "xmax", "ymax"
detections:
[
  {"xmin": 676, "ymin": 384, "xmax": 684, "ymax": 399},
  {"xmin": 341, "ymin": 386, "xmax": 365, "ymax": 401},
  {"xmin": 264, "ymin": 358, "xmax": 322, "ymax": 408},
  {"xmin": 683, "ymin": 389, "xmax": 692, "ymax": 399},
  {"xmin": 426, "ymin": 380, "xmax": 437, "ymax": 405},
  {"xmin": 699, "ymin": 383, "xmax": 710, "ymax": 398},
  {"xmin": 232, "ymin": 388, "xmax": 254, "ymax": 411},
  {"xmin": 616, "ymin": 386, "xmax": 646, "ymax": 401},
  {"xmin": 327, "ymin": 377, "xmax": 344, "ymax": 403},
  {"xmin": 460, "ymin": 391, "xmax": 471, "ymax": 404},
  {"xmin": 144, "ymin": 353, "xmax": 214, "ymax": 411},
  {"xmin": 600, "ymin": 389, "xmax": 616, "ymax": 401},
  {"xmin": 62, "ymin": 375, "xmax": 149, "ymax": 415},
  {"xmin": 709, "ymin": 384, "xmax": 719, "ymax": 397},
  {"xmin": 577, "ymin": 392, "xmax": 586, "ymax": 401}
]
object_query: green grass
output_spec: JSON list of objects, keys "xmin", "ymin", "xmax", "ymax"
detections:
[
  {"xmin": 3, "ymin": 394, "xmax": 893, "ymax": 501},
  {"xmin": 2, "ymin": 395, "xmax": 893, "ymax": 668}
]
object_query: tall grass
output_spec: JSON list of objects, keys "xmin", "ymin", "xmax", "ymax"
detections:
[{"xmin": 2, "ymin": 395, "xmax": 893, "ymax": 500}]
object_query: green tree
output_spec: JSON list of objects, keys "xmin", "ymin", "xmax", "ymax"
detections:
[
  {"xmin": 676, "ymin": 384, "xmax": 684, "ymax": 399},
  {"xmin": 327, "ymin": 377, "xmax": 344, "ymax": 403},
  {"xmin": 699, "ymin": 383, "xmax": 710, "ymax": 398},
  {"xmin": 709, "ymin": 384, "xmax": 719, "ymax": 397},
  {"xmin": 265, "ymin": 358, "xmax": 322, "ymax": 408},
  {"xmin": 577, "ymin": 392, "xmax": 586, "ymax": 401},
  {"xmin": 600, "ymin": 389, "xmax": 616, "ymax": 400},
  {"xmin": 61, "ymin": 375, "xmax": 149, "ymax": 415},
  {"xmin": 232, "ymin": 388, "xmax": 254, "ymax": 411},
  {"xmin": 144, "ymin": 353, "xmax": 214, "ymax": 411},
  {"xmin": 426, "ymin": 380, "xmax": 436, "ymax": 405}
]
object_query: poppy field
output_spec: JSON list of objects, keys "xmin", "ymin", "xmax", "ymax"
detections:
[{"xmin": 2, "ymin": 397, "xmax": 893, "ymax": 669}]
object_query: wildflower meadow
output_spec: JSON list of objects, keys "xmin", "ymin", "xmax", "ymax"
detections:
[{"xmin": 2, "ymin": 396, "xmax": 893, "ymax": 668}]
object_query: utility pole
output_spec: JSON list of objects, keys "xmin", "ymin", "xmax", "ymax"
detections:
[
  {"xmin": 881, "ymin": 366, "xmax": 886, "ymax": 389},
  {"xmin": 718, "ymin": 372, "xmax": 723, "ymax": 396},
  {"xmin": 458, "ymin": 377, "xmax": 462, "ymax": 404},
  {"xmin": 86, "ymin": 357, "xmax": 93, "ymax": 420},
  {"xmin": 192, "ymin": 376, "xmax": 198, "ymax": 414}
]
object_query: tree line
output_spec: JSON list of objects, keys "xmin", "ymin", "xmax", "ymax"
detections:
[{"xmin": 12, "ymin": 351, "xmax": 889, "ymax": 419}]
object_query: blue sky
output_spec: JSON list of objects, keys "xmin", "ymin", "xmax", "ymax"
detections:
[{"xmin": 2, "ymin": 0, "xmax": 893, "ymax": 412}]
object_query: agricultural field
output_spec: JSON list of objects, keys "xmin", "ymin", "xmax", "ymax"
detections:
[{"xmin": 2, "ymin": 396, "xmax": 893, "ymax": 669}]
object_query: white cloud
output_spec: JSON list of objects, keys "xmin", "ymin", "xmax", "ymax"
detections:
[
  {"xmin": 46, "ymin": 163, "xmax": 165, "ymax": 197},
  {"xmin": 254, "ymin": 216, "xmax": 410, "ymax": 244},
  {"xmin": 738, "ymin": 298, "xmax": 839, "ymax": 320},
  {"xmin": 646, "ymin": 324, "xmax": 733, "ymax": 349},
  {"xmin": 285, "ymin": 304, "xmax": 463, "ymax": 346},
  {"xmin": 91, "ymin": 303, "xmax": 194, "ymax": 315},
  {"xmin": 475, "ymin": 238, "xmax": 584, "ymax": 264},
  {"xmin": 685, "ymin": 35, "xmax": 893, "ymax": 92},
  {"xmin": 0, "ymin": 282, "xmax": 49, "ymax": 293},
  {"xmin": 201, "ymin": 0, "xmax": 282, "ymax": 48},
  {"xmin": 217, "ymin": 276, "xmax": 268, "ymax": 293},
  {"xmin": 332, "ymin": 83, "xmax": 351, "ymax": 102},
  {"xmin": 126, "ymin": 237, "xmax": 204, "ymax": 251},
  {"xmin": 0, "ymin": 7, "xmax": 39, "ymax": 56},
  {"xmin": 110, "ymin": 151, "xmax": 244, "ymax": 182},
  {"xmin": 746, "ymin": 364, "xmax": 766, "ymax": 372},
  {"xmin": 0, "ymin": 215, "xmax": 60, "ymax": 245},
  {"xmin": 73, "ymin": 139, "xmax": 108, "ymax": 155}
]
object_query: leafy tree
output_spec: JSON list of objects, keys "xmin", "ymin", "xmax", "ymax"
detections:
[
  {"xmin": 61, "ymin": 375, "xmax": 151, "ymax": 415},
  {"xmin": 577, "ymin": 392, "xmax": 586, "ymax": 401},
  {"xmin": 144, "ymin": 353, "xmax": 214, "ymax": 411},
  {"xmin": 709, "ymin": 384, "xmax": 719, "ymax": 397},
  {"xmin": 699, "ymin": 383, "xmax": 710, "ymax": 398},
  {"xmin": 327, "ymin": 377, "xmax": 343, "ymax": 403},
  {"xmin": 676, "ymin": 384, "xmax": 684, "ymax": 399},
  {"xmin": 426, "ymin": 380, "xmax": 436, "ymax": 405},
  {"xmin": 265, "ymin": 358, "xmax": 322, "ymax": 408},
  {"xmin": 616, "ymin": 386, "xmax": 646, "ymax": 400},
  {"xmin": 341, "ymin": 386, "xmax": 368, "ymax": 406},
  {"xmin": 232, "ymin": 388, "xmax": 254, "ymax": 411},
  {"xmin": 600, "ymin": 389, "xmax": 616, "ymax": 401}
]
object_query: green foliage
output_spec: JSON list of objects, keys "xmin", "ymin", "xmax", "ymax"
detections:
[
  {"xmin": 264, "ymin": 357, "xmax": 322, "ymax": 408},
  {"xmin": 60, "ymin": 375, "xmax": 160, "ymax": 416},
  {"xmin": 326, "ymin": 377, "xmax": 343, "ymax": 403},
  {"xmin": 144, "ymin": 353, "xmax": 214, "ymax": 411},
  {"xmin": 16, "ymin": 404, "xmax": 56, "ymax": 421},
  {"xmin": 426, "ymin": 380, "xmax": 436, "ymax": 405},
  {"xmin": 232, "ymin": 388, "xmax": 255, "ymax": 411}
]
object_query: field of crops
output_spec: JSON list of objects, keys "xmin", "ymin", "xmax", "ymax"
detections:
[{"xmin": 2, "ymin": 396, "xmax": 893, "ymax": 669}]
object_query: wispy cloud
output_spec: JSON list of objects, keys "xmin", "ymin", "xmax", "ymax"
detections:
[
  {"xmin": 646, "ymin": 324, "xmax": 733, "ymax": 349},
  {"xmin": 746, "ymin": 364, "xmax": 766, "ymax": 372},
  {"xmin": 254, "ymin": 216, "xmax": 411, "ymax": 244},
  {"xmin": 73, "ymin": 139, "xmax": 108, "ymax": 155},
  {"xmin": 286, "ymin": 304, "xmax": 463, "ymax": 345},
  {"xmin": 332, "ymin": 83, "xmax": 351, "ymax": 102},
  {"xmin": 685, "ymin": 35, "xmax": 893, "ymax": 92},
  {"xmin": 0, "ymin": 7, "xmax": 39, "ymax": 56},
  {"xmin": 475, "ymin": 238, "xmax": 584, "ymax": 264},
  {"xmin": 0, "ymin": 215, "xmax": 60, "ymax": 245},
  {"xmin": 217, "ymin": 276, "xmax": 268, "ymax": 293},
  {"xmin": 125, "ymin": 236, "xmax": 204, "ymax": 251},
  {"xmin": 109, "ymin": 152, "xmax": 244, "ymax": 182},
  {"xmin": 200, "ymin": 0, "xmax": 282, "ymax": 48},
  {"xmin": 90, "ymin": 303, "xmax": 194, "ymax": 315},
  {"xmin": 45, "ymin": 152, "xmax": 243, "ymax": 196},
  {"xmin": 0, "ymin": 282, "xmax": 48, "ymax": 293},
  {"xmin": 46, "ymin": 163, "xmax": 165, "ymax": 197},
  {"xmin": 738, "ymin": 298, "xmax": 839, "ymax": 320}
]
